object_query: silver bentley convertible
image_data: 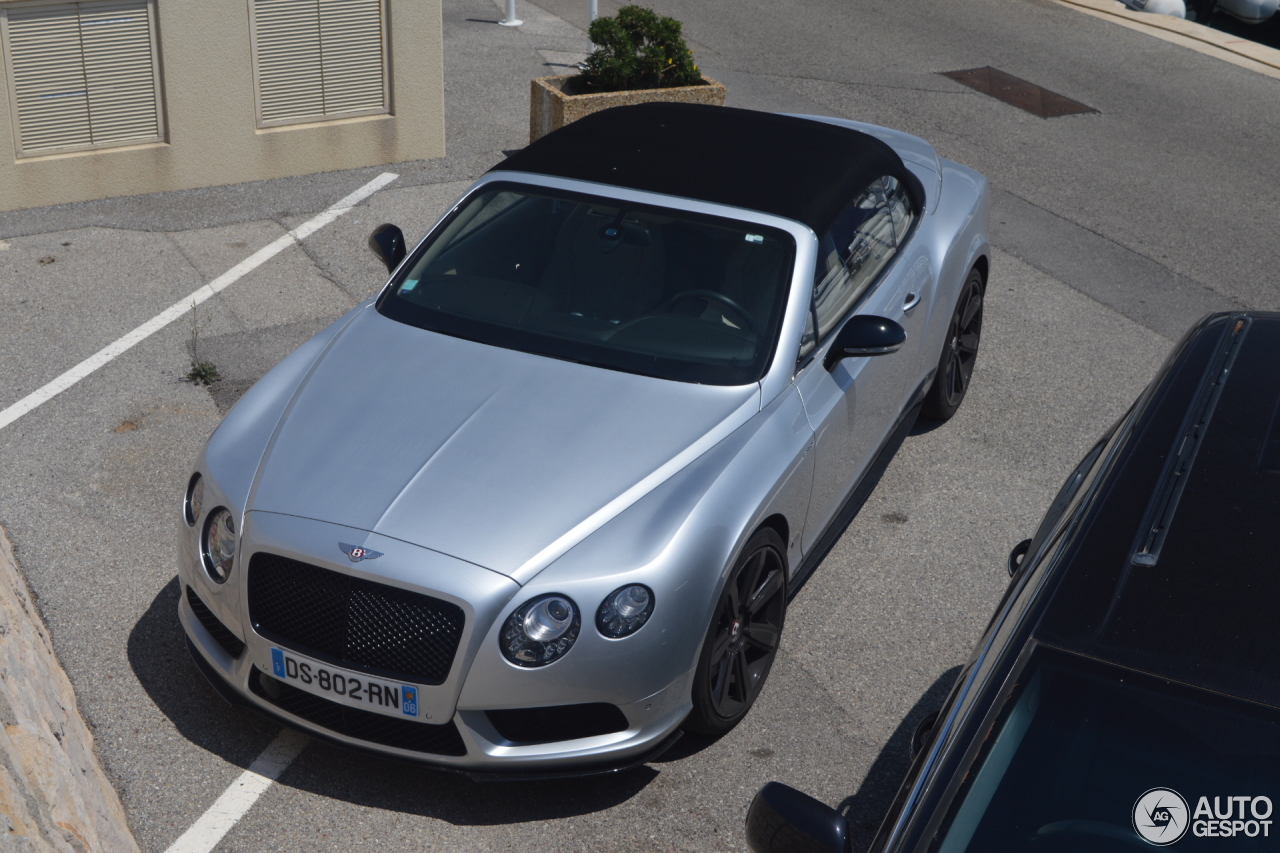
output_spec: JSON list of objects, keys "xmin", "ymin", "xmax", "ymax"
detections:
[{"xmin": 178, "ymin": 103, "xmax": 990, "ymax": 775}]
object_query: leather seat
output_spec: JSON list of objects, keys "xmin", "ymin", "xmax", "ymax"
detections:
[{"xmin": 722, "ymin": 239, "xmax": 789, "ymax": 333}]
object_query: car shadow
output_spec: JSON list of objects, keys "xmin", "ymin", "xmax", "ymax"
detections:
[
  {"xmin": 835, "ymin": 665, "xmax": 962, "ymax": 850},
  {"xmin": 127, "ymin": 578, "xmax": 281, "ymax": 766},
  {"xmin": 908, "ymin": 415, "xmax": 947, "ymax": 436},
  {"xmin": 649, "ymin": 729, "xmax": 721, "ymax": 763},
  {"xmin": 129, "ymin": 578, "xmax": 659, "ymax": 824}
]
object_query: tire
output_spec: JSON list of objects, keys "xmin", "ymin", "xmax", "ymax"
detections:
[
  {"xmin": 921, "ymin": 267, "xmax": 984, "ymax": 421},
  {"xmin": 685, "ymin": 528, "xmax": 787, "ymax": 735}
]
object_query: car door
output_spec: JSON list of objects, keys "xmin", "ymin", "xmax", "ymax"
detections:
[{"xmin": 795, "ymin": 176, "xmax": 924, "ymax": 553}]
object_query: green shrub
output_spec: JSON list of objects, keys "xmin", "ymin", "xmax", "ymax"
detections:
[{"xmin": 573, "ymin": 6, "xmax": 703, "ymax": 94}]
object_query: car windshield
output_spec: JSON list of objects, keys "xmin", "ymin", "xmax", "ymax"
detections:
[
  {"xmin": 929, "ymin": 647, "xmax": 1280, "ymax": 852},
  {"xmin": 376, "ymin": 182, "xmax": 795, "ymax": 385}
]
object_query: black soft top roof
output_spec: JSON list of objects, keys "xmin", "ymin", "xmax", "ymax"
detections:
[
  {"xmin": 493, "ymin": 103, "xmax": 921, "ymax": 235},
  {"xmin": 1036, "ymin": 312, "xmax": 1280, "ymax": 709}
]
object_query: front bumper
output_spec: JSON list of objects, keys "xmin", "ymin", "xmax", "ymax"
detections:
[
  {"xmin": 178, "ymin": 511, "xmax": 693, "ymax": 774},
  {"xmin": 183, "ymin": 632, "xmax": 684, "ymax": 779}
]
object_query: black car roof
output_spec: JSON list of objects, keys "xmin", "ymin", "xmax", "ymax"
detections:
[
  {"xmin": 1036, "ymin": 312, "xmax": 1280, "ymax": 709},
  {"xmin": 492, "ymin": 103, "xmax": 922, "ymax": 235}
]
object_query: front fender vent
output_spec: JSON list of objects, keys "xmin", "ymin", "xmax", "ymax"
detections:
[
  {"xmin": 486, "ymin": 703, "xmax": 629, "ymax": 745},
  {"xmin": 186, "ymin": 586, "xmax": 246, "ymax": 658}
]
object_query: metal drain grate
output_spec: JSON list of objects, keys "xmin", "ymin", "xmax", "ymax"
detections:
[{"xmin": 942, "ymin": 67, "xmax": 1096, "ymax": 118}]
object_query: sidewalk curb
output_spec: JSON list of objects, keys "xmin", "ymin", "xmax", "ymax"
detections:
[
  {"xmin": 0, "ymin": 526, "xmax": 139, "ymax": 853},
  {"xmin": 1055, "ymin": 0, "xmax": 1280, "ymax": 79}
]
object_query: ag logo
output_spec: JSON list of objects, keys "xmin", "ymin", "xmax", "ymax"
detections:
[
  {"xmin": 339, "ymin": 542, "xmax": 383, "ymax": 563},
  {"xmin": 1134, "ymin": 788, "xmax": 1190, "ymax": 846}
]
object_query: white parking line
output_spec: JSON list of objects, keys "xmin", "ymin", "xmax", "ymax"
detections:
[
  {"xmin": 0, "ymin": 172, "xmax": 398, "ymax": 433},
  {"xmin": 164, "ymin": 729, "xmax": 310, "ymax": 853}
]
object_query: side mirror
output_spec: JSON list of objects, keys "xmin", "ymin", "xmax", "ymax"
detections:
[
  {"xmin": 1008, "ymin": 538, "xmax": 1032, "ymax": 577},
  {"xmin": 824, "ymin": 315, "xmax": 906, "ymax": 370},
  {"xmin": 368, "ymin": 223, "xmax": 406, "ymax": 273},
  {"xmin": 745, "ymin": 782, "xmax": 851, "ymax": 853},
  {"xmin": 910, "ymin": 710, "xmax": 940, "ymax": 760}
]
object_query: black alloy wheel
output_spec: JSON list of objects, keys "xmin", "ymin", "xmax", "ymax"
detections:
[
  {"xmin": 685, "ymin": 528, "xmax": 787, "ymax": 735},
  {"xmin": 922, "ymin": 267, "xmax": 984, "ymax": 421}
]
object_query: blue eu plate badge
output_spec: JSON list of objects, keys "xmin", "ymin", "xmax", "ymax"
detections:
[
  {"xmin": 271, "ymin": 647, "xmax": 286, "ymax": 679},
  {"xmin": 402, "ymin": 686, "xmax": 418, "ymax": 716}
]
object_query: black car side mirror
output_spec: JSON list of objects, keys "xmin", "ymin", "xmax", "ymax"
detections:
[
  {"xmin": 368, "ymin": 223, "xmax": 406, "ymax": 273},
  {"xmin": 910, "ymin": 709, "xmax": 940, "ymax": 760},
  {"xmin": 1008, "ymin": 538, "xmax": 1032, "ymax": 577},
  {"xmin": 824, "ymin": 315, "xmax": 906, "ymax": 371},
  {"xmin": 745, "ymin": 782, "xmax": 852, "ymax": 853}
]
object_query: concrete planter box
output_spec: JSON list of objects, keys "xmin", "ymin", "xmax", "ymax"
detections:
[{"xmin": 529, "ymin": 74, "xmax": 726, "ymax": 143}]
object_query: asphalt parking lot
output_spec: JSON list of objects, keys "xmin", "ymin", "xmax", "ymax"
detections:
[{"xmin": 0, "ymin": 0, "xmax": 1274, "ymax": 850}]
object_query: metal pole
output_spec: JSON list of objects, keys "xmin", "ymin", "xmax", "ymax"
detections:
[
  {"xmin": 499, "ymin": 0, "xmax": 522, "ymax": 26},
  {"xmin": 590, "ymin": 0, "xmax": 598, "ymax": 20}
]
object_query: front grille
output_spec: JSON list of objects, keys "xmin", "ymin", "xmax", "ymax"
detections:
[
  {"xmin": 486, "ymin": 703, "xmax": 630, "ymax": 745},
  {"xmin": 186, "ymin": 586, "xmax": 246, "ymax": 658},
  {"xmin": 249, "ymin": 668, "xmax": 467, "ymax": 756},
  {"xmin": 247, "ymin": 553, "xmax": 464, "ymax": 685}
]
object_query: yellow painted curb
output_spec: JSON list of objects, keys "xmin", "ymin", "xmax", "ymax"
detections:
[{"xmin": 1055, "ymin": 0, "xmax": 1280, "ymax": 80}]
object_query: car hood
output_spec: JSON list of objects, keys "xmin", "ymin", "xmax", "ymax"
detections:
[{"xmin": 249, "ymin": 307, "xmax": 760, "ymax": 581}]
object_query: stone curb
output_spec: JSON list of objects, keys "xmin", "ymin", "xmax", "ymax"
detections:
[
  {"xmin": 1054, "ymin": 0, "xmax": 1280, "ymax": 79},
  {"xmin": 0, "ymin": 526, "xmax": 139, "ymax": 853}
]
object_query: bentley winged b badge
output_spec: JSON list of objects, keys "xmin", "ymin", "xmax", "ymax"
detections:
[{"xmin": 339, "ymin": 542, "xmax": 384, "ymax": 563}]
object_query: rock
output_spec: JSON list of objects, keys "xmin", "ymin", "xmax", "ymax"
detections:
[{"xmin": 0, "ymin": 526, "xmax": 138, "ymax": 853}]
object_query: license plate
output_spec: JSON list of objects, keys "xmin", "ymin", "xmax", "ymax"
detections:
[{"xmin": 268, "ymin": 647, "xmax": 419, "ymax": 719}]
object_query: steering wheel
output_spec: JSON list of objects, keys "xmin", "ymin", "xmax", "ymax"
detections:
[{"xmin": 658, "ymin": 289, "xmax": 758, "ymax": 335}]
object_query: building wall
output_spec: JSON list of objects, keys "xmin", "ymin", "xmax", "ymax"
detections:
[{"xmin": 0, "ymin": 0, "xmax": 444, "ymax": 213}]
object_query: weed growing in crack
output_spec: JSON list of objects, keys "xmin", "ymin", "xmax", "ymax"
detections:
[{"xmin": 183, "ymin": 301, "xmax": 221, "ymax": 386}]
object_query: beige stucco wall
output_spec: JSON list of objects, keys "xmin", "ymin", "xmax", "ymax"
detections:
[{"xmin": 0, "ymin": 0, "xmax": 444, "ymax": 213}]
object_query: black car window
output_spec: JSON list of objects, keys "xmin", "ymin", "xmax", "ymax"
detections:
[
  {"xmin": 1017, "ymin": 400, "xmax": 1137, "ymax": 578},
  {"xmin": 377, "ymin": 183, "xmax": 796, "ymax": 386},
  {"xmin": 1024, "ymin": 438, "xmax": 1106, "ymax": 564},
  {"xmin": 928, "ymin": 646, "xmax": 1280, "ymax": 853},
  {"xmin": 810, "ymin": 175, "xmax": 915, "ymax": 343}
]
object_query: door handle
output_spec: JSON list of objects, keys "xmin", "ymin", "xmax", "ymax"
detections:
[{"xmin": 903, "ymin": 291, "xmax": 921, "ymax": 311}]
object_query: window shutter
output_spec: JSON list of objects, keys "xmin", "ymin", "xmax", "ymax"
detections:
[
  {"xmin": 3, "ymin": 0, "xmax": 160, "ymax": 156},
  {"xmin": 80, "ymin": 0, "xmax": 159, "ymax": 145},
  {"xmin": 252, "ymin": 0, "xmax": 385, "ymax": 126},
  {"xmin": 254, "ymin": 0, "xmax": 324, "ymax": 123},
  {"xmin": 6, "ymin": 4, "xmax": 93, "ymax": 153},
  {"xmin": 319, "ymin": 0, "xmax": 385, "ymax": 115}
]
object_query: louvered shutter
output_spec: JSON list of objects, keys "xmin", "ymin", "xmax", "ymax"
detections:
[
  {"xmin": 6, "ymin": 4, "xmax": 92, "ymax": 153},
  {"xmin": 3, "ymin": 0, "xmax": 160, "ymax": 156},
  {"xmin": 253, "ymin": 0, "xmax": 385, "ymax": 126},
  {"xmin": 80, "ymin": 0, "xmax": 160, "ymax": 145},
  {"xmin": 319, "ymin": 0, "xmax": 384, "ymax": 115},
  {"xmin": 254, "ymin": 0, "xmax": 324, "ymax": 123}
]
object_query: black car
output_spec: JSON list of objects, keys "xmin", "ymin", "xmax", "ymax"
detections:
[{"xmin": 747, "ymin": 311, "xmax": 1280, "ymax": 853}]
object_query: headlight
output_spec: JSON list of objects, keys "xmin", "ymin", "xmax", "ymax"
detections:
[
  {"xmin": 596, "ymin": 585, "xmax": 654, "ymax": 638},
  {"xmin": 184, "ymin": 473, "xmax": 204, "ymax": 526},
  {"xmin": 202, "ymin": 508, "xmax": 236, "ymax": 583},
  {"xmin": 500, "ymin": 594, "xmax": 579, "ymax": 667}
]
